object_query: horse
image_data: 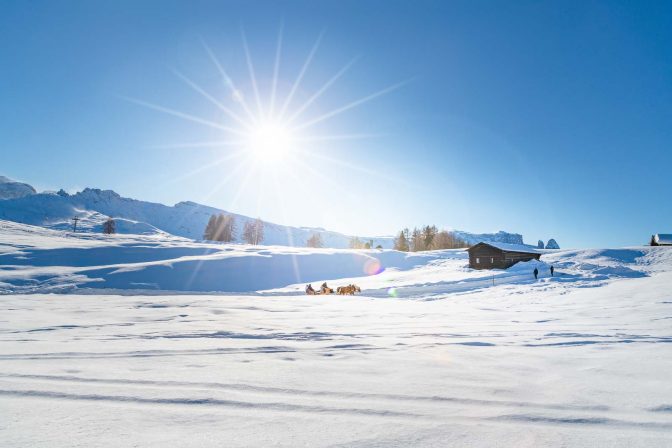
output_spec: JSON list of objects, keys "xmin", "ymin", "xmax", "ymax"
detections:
[
  {"xmin": 337, "ymin": 284, "xmax": 361, "ymax": 295},
  {"xmin": 337, "ymin": 285, "xmax": 350, "ymax": 295}
]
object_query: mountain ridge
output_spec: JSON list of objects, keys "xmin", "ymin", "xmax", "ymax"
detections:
[{"xmin": 0, "ymin": 176, "xmax": 535, "ymax": 248}]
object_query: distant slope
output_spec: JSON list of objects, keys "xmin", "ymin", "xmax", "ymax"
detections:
[{"xmin": 0, "ymin": 176, "xmax": 36, "ymax": 200}]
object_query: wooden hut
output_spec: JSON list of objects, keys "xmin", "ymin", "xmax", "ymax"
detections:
[
  {"xmin": 468, "ymin": 242, "xmax": 541, "ymax": 270},
  {"xmin": 651, "ymin": 234, "xmax": 672, "ymax": 246}
]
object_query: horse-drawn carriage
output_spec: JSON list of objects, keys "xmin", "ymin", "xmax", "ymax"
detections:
[{"xmin": 306, "ymin": 282, "xmax": 361, "ymax": 296}]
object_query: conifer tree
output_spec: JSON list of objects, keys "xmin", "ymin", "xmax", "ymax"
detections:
[
  {"xmin": 102, "ymin": 216, "xmax": 116, "ymax": 235},
  {"xmin": 394, "ymin": 230, "xmax": 410, "ymax": 251},
  {"xmin": 422, "ymin": 225, "xmax": 438, "ymax": 250}
]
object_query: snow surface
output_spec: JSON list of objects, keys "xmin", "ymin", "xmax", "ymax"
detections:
[{"xmin": 1, "ymin": 220, "xmax": 671, "ymax": 446}]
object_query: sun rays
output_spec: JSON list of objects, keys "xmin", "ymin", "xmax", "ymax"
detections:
[{"xmin": 126, "ymin": 25, "xmax": 408, "ymax": 225}]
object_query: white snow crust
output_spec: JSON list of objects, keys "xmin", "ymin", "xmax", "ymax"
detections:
[{"xmin": 1, "ymin": 219, "xmax": 671, "ymax": 446}]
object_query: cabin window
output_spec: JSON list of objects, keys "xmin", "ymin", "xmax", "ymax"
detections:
[
  {"xmin": 476, "ymin": 257, "xmax": 480, "ymax": 264},
  {"xmin": 491, "ymin": 257, "xmax": 494, "ymax": 264}
]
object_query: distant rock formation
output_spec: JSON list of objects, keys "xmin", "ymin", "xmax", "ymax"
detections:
[
  {"xmin": 0, "ymin": 176, "xmax": 36, "ymax": 200},
  {"xmin": 452, "ymin": 230, "xmax": 524, "ymax": 246},
  {"xmin": 546, "ymin": 239, "xmax": 560, "ymax": 249},
  {"xmin": 537, "ymin": 240, "xmax": 545, "ymax": 249}
]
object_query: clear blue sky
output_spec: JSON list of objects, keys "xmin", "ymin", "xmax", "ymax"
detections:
[{"xmin": 1, "ymin": 0, "xmax": 671, "ymax": 248}]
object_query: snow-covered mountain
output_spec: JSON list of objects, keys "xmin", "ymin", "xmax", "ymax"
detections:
[
  {"xmin": 0, "ymin": 176, "xmax": 36, "ymax": 200},
  {"xmin": 0, "ymin": 183, "xmax": 394, "ymax": 248},
  {"xmin": 0, "ymin": 176, "xmax": 536, "ymax": 248}
]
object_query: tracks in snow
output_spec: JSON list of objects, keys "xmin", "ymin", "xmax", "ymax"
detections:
[{"xmin": 1, "ymin": 372, "xmax": 670, "ymax": 431}]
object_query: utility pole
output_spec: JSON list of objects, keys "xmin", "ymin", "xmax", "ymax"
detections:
[{"xmin": 72, "ymin": 216, "xmax": 80, "ymax": 233}]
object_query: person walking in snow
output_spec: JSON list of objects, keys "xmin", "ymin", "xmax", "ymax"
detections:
[
  {"xmin": 550, "ymin": 265, "xmax": 555, "ymax": 277},
  {"xmin": 533, "ymin": 267, "xmax": 539, "ymax": 280}
]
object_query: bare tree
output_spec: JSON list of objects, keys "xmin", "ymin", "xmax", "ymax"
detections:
[
  {"xmin": 243, "ymin": 218, "xmax": 265, "ymax": 245},
  {"xmin": 203, "ymin": 215, "xmax": 217, "ymax": 240},
  {"xmin": 411, "ymin": 227, "xmax": 424, "ymax": 252},
  {"xmin": 306, "ymin": 232, "xmax": 323, "ymax": 248},
  {"xmin": 204, "ymin": 214, "xmax": 236, "ymax": 242},
  {"xmin": 349, "ymin": 236, "xmax": 365, "ymax": 249}
]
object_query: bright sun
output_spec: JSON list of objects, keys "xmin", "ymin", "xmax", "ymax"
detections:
[
  {"xmin": 128, "ymin": 28, "xmax": 405, "ymax": 177},
  {"xmin": 246, "ymin": 123, "xmax": 295, "ymax": 162}
]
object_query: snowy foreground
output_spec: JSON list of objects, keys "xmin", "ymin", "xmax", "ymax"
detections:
[{"xmin": 1, "ymin": 221, "xmax": 672, "ymax": 446}]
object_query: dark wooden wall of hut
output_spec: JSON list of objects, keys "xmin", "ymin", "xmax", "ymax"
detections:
[
  {"xmin": 468, "ymin": 244, "xmax": 505, "ymax": 269},
  {"xmin": 468, "ymin": 244, "xmax": 541, "ymax": 270}
]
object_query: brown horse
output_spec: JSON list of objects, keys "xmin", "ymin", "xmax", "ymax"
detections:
[{"xmin": 337, "ymin": 284, "xmax": 361, "ymax": 295}]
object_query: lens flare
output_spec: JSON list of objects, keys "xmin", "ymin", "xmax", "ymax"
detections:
[
  {"xmin": 388, "ymin": 287, "xmax": 398, "ymax": 298},
  {"xmin": 364, "ymin": 258, "xmax": 383, "ymax": 276}
]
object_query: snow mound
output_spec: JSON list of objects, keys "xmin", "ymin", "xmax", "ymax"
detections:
[{"xmin": 0, "ymin": 175, "xmax": 36, "ymax": 200}]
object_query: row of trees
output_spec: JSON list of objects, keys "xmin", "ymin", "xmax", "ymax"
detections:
[
  {"xmin": 203, "ymin": 214, "xmax": 333, "ymax": 248},
  {"xmin": 204, "ymin": 214, "xmax": 265, "ymax": 244},
  {"xmin": 394, "ymin": 226, "xmax": 468, "ymax": 252}
]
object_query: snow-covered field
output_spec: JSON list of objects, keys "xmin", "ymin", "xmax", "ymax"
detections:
[{"xmin": 1, "ymin": 219, "xmax": 672, "ymax": 446}]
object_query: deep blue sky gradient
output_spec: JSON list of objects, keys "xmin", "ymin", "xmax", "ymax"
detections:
[{"xmin": 1, "ymin": 1, "xmax": 671, "ymax": 247}]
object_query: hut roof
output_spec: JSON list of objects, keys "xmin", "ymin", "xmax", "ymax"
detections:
[
  {"xmin": 654, "ymin": 234, "xmax": 672, "ymax": 245},
  {"xmin": 469, "ymin": 241, "xmax": 541, "ymax": 254}
]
